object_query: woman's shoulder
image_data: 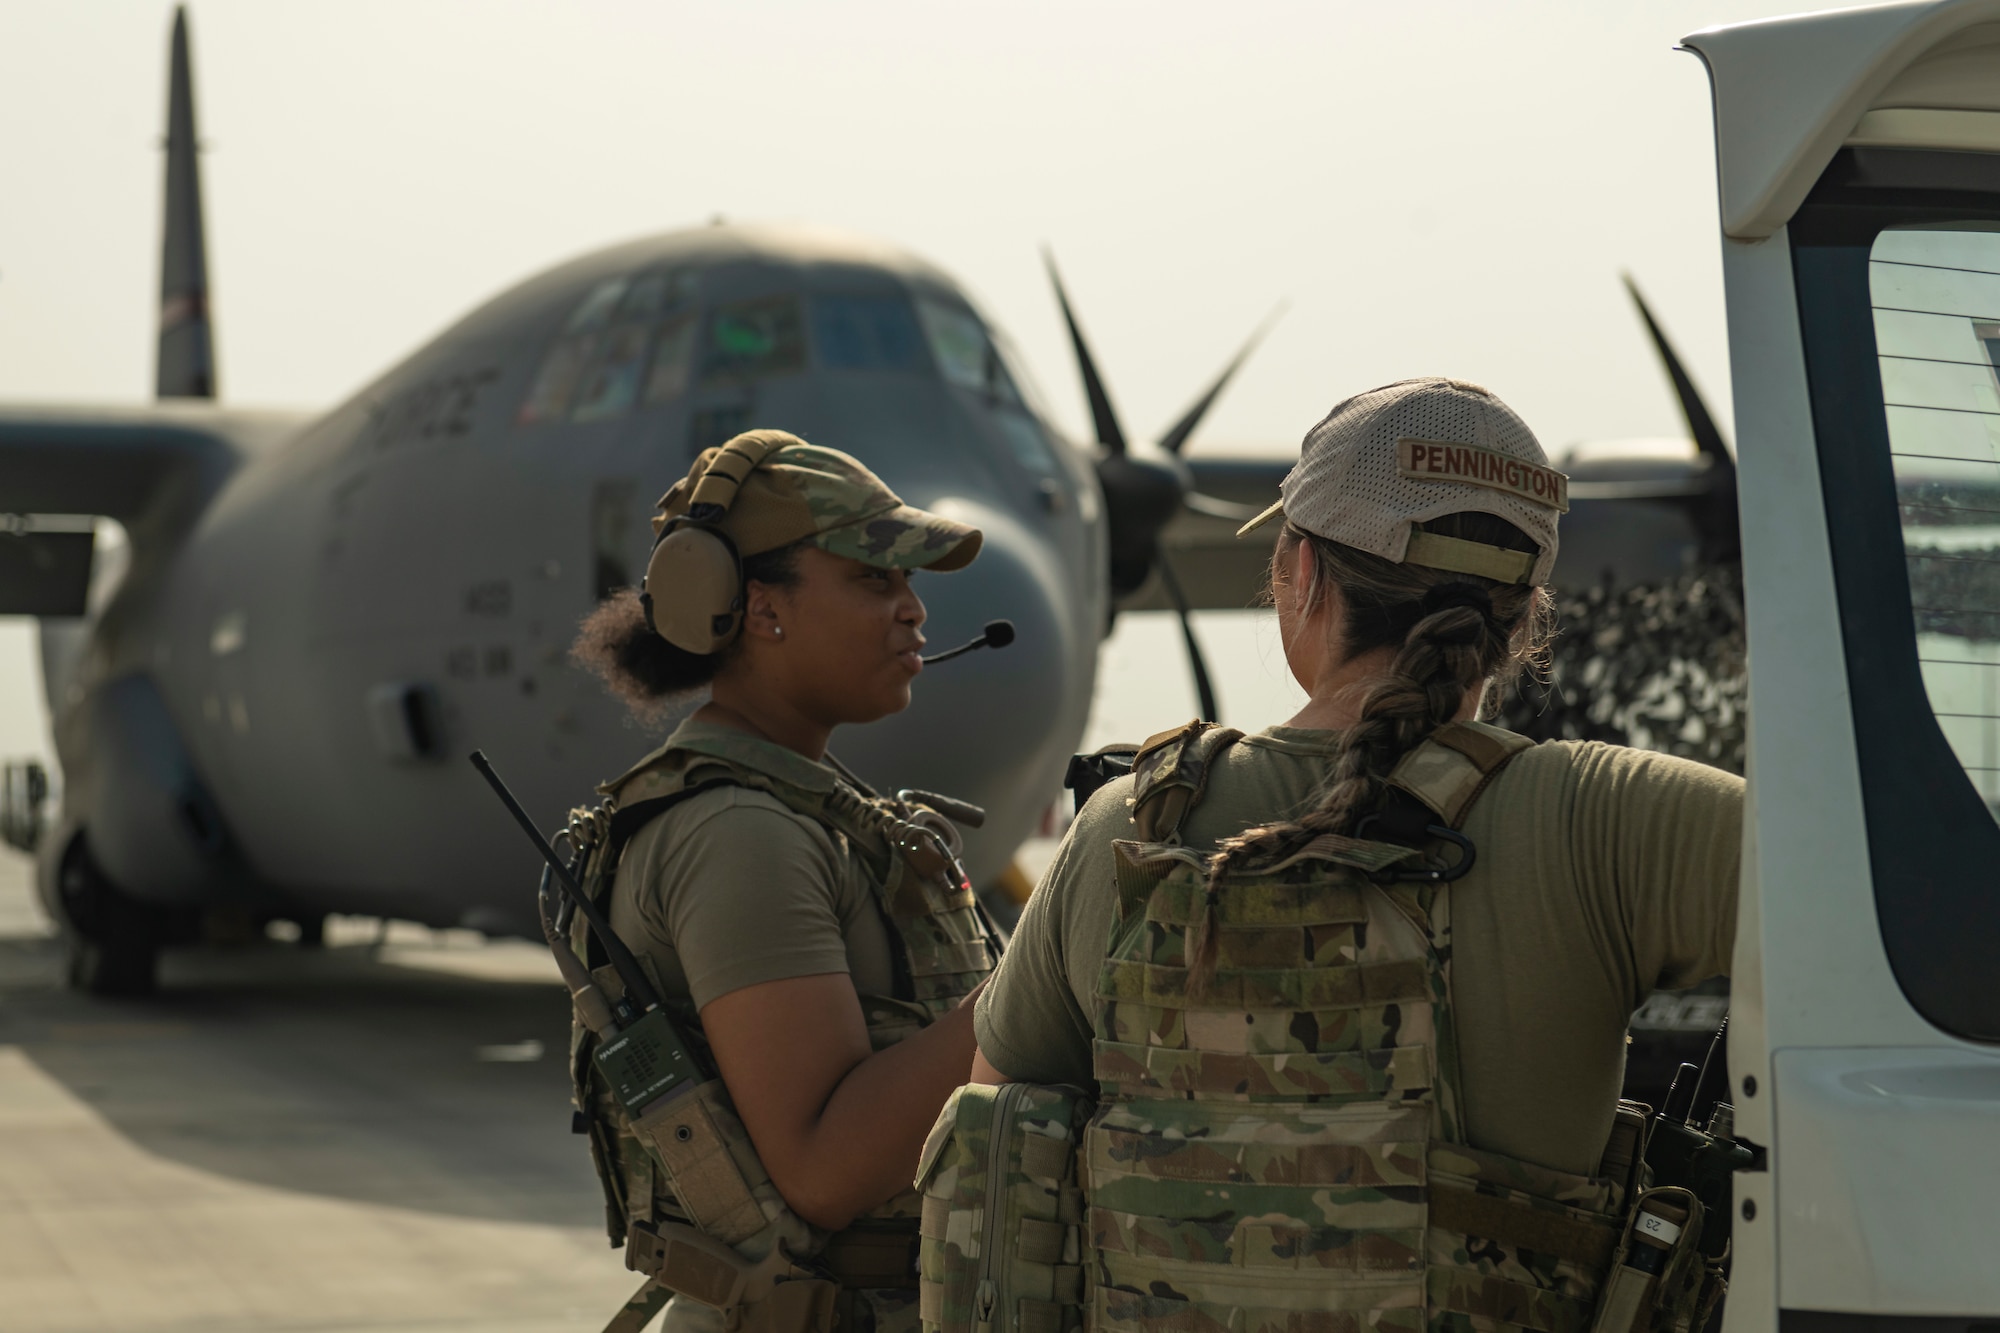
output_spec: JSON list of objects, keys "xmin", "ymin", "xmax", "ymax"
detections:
[
  {"xmin": 628, "ymin": 781, "xmax": 841, "ymax": 861},
  {"xmin": 1484, "ymin": 737, "xmax": 1745, "ymax": 828},
  {"xmin": 1071, "ymin": 771, "xmax": 1140, "ymax": 841},
  {"xmin": 1508, "ymin": 737, "xmax": 1743, "ymax": 787}
]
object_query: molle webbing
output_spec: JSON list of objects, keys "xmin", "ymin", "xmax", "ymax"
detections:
[
  {"xmin": 1389, "ymin": 721, "xmax": 1533, "ymax": 828},
  {"xmin": 1127, "ymin": 720, "xmax": 1245, "ymax": 844},
  {"xmin": 1086, "ymin": 723, "xmax": 1621, "ymax": 1333},
  {"xmin": 565, "ymin": 733, "xmax": 993, "ymax": 1333},
  {"xmin": 1429, "ymin": 1180, "xmax": 1618, "ymax": 1271},
  {"xmin": 604, "ymin": 746, "xmax": 994, "ymax": 1018}
]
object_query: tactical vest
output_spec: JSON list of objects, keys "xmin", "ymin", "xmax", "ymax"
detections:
[
  {"xmin": 565, "ymin": 727, "xmax": 996, "ymax": 1333},
  {"xmin": 1084, "ymin": 719, "xmax": 1634, "ymax": 1333}
]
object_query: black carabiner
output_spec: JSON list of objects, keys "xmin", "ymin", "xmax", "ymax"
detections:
[{"xmin": 1354, "ymin": 818, "xmax": 1478, "ymax": 884}]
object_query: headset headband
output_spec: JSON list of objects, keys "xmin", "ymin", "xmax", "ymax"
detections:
[
  {"xmin": 684, "ymin": 432, "xmax": 787, "ymax": 518},
  {"xmin": 642, "ymin": 431, "xmax": 793, "ymax": 655}
]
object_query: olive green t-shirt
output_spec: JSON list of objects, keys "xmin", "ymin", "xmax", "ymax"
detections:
[
  {"xmin": 974, "ymin": 727, "xmax": 1744, "ymax": 1176},
  {"xmin": 606, "ymin": 720, "xmax": 898, "ymax": 1013}
]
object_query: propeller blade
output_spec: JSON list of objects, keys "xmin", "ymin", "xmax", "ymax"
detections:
[
  {"xmin": 1182, "ymin": 491, "xmax": 1268, "ymax": 522},
  {"xmin": 1622, "ymin": 274, "xmax": 1731, "ymax": 468},
  {"xmin": 1155, "ymin": 553, "xmax": 1220, "ymax": 723},
  {"xmin": 1622, "ymin": 273, "xmax": 1742, "ymax": 564},
  {"xmin": 1157, "ymin": 301, "xmax": 1288, "ymax": 456},
  {"xmin": 1043, "ymin": 248, "xmax": 1128, "ymax": 454}
]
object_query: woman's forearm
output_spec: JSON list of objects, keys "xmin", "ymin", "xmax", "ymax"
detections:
[
  {"xmin": 779, "ymin": 998, "xmax": 979, "ymax": 1227},
  {"xmin": 701, "ymin": 973, "xmax": 982, "ymax": 1232}
]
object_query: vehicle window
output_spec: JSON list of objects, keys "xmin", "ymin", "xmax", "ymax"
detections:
[
  {"xmin": 1789, "ymin": 149, "xmax": 2000, "ymax": 1041},
  {"xmin": 1870, "ymin": 224, "xmax": 2000, "ymax": 816},
  {"xmin": 810, "ymin": 295, "xmax": 930, "ymax": 373},
  {"xmin": 701, "ymin": 296, "xmax": 805, "ymax": 384},
  {"xmin": 916, "ymin": 297, "xmax": 1023, "ymax": 408}
]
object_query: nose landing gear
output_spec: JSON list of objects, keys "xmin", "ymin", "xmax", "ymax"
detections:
[{"xmin": 54, "ymin": 835, "xmax": 196, "ymax": 997}]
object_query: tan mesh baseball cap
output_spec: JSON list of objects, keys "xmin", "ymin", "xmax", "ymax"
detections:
[{"xmin": 1237, "ymin": 377, "xmax": 1565, "ymax": 585}]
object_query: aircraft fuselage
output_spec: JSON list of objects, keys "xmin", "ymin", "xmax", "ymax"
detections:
[{"xmin": 42, "ymin": 224, "xmax": 1107, "ymax": 935}]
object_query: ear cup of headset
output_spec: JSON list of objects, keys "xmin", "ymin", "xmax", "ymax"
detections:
[{"xmin": 644, "ymin": 524, "xmax": 744, "ymax": 654}]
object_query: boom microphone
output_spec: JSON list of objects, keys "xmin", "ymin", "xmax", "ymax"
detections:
[{"xmin": 922, "ymin": 619, "xmax": 1016, "ymax": 665}]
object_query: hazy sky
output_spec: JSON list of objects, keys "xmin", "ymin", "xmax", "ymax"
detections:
[{"xmin": 0, "ymin": 0, "xmax": 1877, "ymax": 765}]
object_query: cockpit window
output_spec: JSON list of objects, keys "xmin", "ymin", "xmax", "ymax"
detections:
[
  {"xmin": 519, "ymin": 335, "xmax": 596, "ymax": 423},
  {"xmin": 645, "ymin": 311, "xmax": 698, "ymax": 405},
  {"xmin": 565, "ymin": 278, "xmax": 629, "ymax": 334},
  {"xmin": 520, "ymin": 270, "xmax": 702, "ymax": 423},
  {"xmin": 701, "ymin": 296, "xmax": 806, "ymax": 385},
  {"xmin": 573, "ymin": 323, "xmax": 650, "ymax": 421},
  {"xmin": 916, "ymin": 297, "xmax": 1024, "ymax": 408},
  {"xmin": 811, "ymin": 295, "xmax": 930, "ymax": 373},
  {"xmin": 621, "ymin": 268, "xmax": 698, "ymax": 321},
  {"xmin": 916, "ymin": 296, "xmax": 1057, "ymax": 473}
]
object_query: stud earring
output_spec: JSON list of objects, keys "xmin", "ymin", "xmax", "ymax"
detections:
[{"xmin": 773, "ymin": 625, "xmax": 784, "ymax": 639}]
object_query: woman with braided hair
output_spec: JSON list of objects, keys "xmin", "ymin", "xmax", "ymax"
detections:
[{"xmin": 972, "ymin": 378, "xmax": 1742, "ymax": 1211}]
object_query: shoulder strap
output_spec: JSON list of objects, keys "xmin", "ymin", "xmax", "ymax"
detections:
[
  {"xmin": 1064, "ymin": 744, "xmax": 1140, "ymax": 813},
  {"xmin": 1128, "ymin": 719, "xmax": 1246, "ymax": 844},
  {"xmin": 579, "ymin": 776, "xmax": 741, "ymax": 973},
  {"xmin": 1385, "ymin": 721, "xmax": 1533, "ymax": 830}
]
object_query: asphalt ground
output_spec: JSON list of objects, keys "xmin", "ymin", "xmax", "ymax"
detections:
[{"xmin": 0, "ymin": 849, "xmax": 643, "ymax": 1333}]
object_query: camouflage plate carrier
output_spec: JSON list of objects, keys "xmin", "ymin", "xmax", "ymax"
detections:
[
  {"xmin": 565, "ymin": 727, "xmax": 997, "ymax": 1333},
  {"xmin": 1083, "ymin": 718, "xmax": 1658, "ymax": 1333}
]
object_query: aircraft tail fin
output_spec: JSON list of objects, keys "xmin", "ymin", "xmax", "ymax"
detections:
[{"xmin": 157, "ymin": 6, "xmax": 216, "ymax": 400}]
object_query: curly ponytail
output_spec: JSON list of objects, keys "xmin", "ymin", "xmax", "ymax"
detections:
[
  {"xmin": 1182, "ymin": 513, "xmax": 1554, "ymax": 993},
  {"xmin": 570, "ymin": 541, "xmax": 806, "ymax": 720}
]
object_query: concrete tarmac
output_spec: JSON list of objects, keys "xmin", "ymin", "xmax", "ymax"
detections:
[{"xmin": 0, "ymin": 850, "xmax": 641, "ymax": 1332}]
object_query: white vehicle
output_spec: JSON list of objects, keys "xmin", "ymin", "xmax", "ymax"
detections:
[{"xmin": 1692, "ymin": 3, "xmax": 2000, "ymax": 1329}]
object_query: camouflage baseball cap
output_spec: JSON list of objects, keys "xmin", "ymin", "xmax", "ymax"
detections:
[{"xmin": 652, "ymin": 429, "xmax": 982, "ymax": 572}]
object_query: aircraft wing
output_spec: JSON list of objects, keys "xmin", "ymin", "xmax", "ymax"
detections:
[
  {"xmin": 1120, "ymin": 454, "xmax": 1290, "ymax": 612},
  {"xmin": 0, "ymin": 404, "xmax": 300, "ymax": 614}
]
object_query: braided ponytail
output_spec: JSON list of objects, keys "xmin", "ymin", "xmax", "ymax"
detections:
[{"xmin": 1183, "ymin": 513, "xmax": 1553, "ymax": 995}]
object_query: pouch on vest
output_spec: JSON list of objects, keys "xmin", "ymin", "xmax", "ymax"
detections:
[
  {"xmin": 629, "ymin": 1078, "xmax": 776, "ymax": 1246},
  {"xmin": 915, "ymin": 1082, "xmax": 1093, "ymax": 1333},
  {"xmin": 1589, "ymin": 1186, "xmax": 1707, "ymax": 1333}
]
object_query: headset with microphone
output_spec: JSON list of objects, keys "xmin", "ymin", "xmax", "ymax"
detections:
[{"xmin": 641, "ymin": 432, "xmax": 790, "ymax": 654}]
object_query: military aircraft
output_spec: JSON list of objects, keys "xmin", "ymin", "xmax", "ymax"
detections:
[
  {"xmin": 0, "ymin": 8, "xmax": 1738, "ymax": 998},
  {"xmin": 0, "ymin": 8, "xmax": 1286, "ymax": 994}
]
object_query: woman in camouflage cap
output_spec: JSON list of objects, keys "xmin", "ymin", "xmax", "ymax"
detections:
[{"xmin": 569, "ymin": 430, "xmax": 996, "ymax": 1333}]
